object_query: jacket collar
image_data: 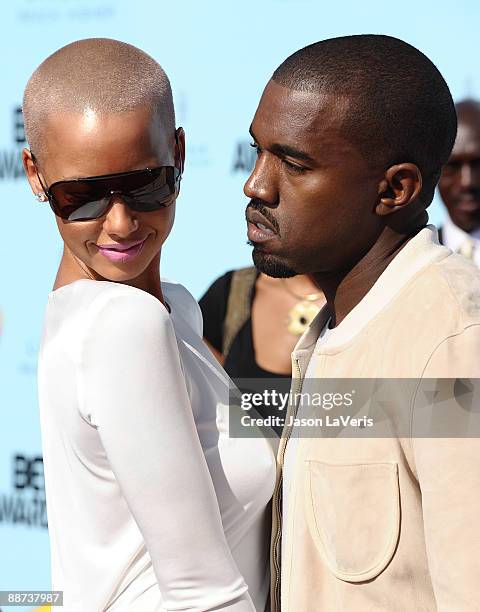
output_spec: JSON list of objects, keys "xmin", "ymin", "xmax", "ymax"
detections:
[{"xmin": 292, "ymin": 225, "xmax": 451, "ymax": 355}]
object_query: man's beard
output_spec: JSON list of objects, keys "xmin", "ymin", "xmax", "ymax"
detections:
[{"xmin": 250, "ymin": 243, "xmax": 298, "ymax": 278}]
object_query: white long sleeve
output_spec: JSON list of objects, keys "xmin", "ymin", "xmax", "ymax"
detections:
[
  {"xmin": 76, "ymin": 288, "xmax": 255, "ymax": 611},
  {"xmin": 37, "ymin": 279, "xmax": 275, "ymax": 612}
]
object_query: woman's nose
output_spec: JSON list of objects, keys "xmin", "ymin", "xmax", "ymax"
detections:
[{"xmin": 103, "ymin": 196, "xmax": 139, "ymax": 236}]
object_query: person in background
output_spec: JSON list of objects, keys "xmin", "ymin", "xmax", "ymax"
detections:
[
  {"xmin": 199, "ymin": 270, "xmax": 325, "ymax": 434},
  {"xmin": 438, "ymin": 99, "xmax": 480, "ymax": 264}
]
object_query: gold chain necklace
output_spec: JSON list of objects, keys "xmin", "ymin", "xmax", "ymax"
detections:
[{"xmin": 281, "ymin": 278, "xmax": 324, "ymax": 336}]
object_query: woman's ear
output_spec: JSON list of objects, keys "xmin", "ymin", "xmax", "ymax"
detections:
[
  {"xmin": 175, "ymin": 127, "xmax": 185, "ymax": 176},
  {"xmin": 22, "ymin": 148, "xmax": 46, "ymax": 199},
  {"xmin": 376, "ymin": 163, "xmax": 423, "ymax": 216}
]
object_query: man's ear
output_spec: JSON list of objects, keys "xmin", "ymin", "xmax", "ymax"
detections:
[
  {"xmin": 376, "ymin": 163, "xmax": 423, "ymax": 216},
  {"xmin": 22, "ymin": 148, "xmax": 45, "ymax": 198}
]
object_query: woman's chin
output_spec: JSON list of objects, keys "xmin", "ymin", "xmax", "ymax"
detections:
[
  {"xmin": 89, "ymin": 249, "xmax": 158, "ymax": 282},
  {"xmin": 87, "ymin": 260, "xmax": 149, "ymax": 283},
  {"xmin": 98, "ymin": 267, "xmax": 146, "ymax": 283}
]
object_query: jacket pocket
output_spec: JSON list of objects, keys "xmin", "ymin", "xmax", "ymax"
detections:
[{"xmin": 304, "ymin": 460, "xmax": 400, "ymax": 582}]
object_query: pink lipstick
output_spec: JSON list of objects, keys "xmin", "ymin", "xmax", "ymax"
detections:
[{"xmin": 96, "ymin": 237, "xmax": 148, "ymax": 263}]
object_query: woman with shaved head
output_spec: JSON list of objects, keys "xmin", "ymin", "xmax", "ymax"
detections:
[{"xmin": 23, "ymin": 38, "xmax": 275, "ymax": 611}]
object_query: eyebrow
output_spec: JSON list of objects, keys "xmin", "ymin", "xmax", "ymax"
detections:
[{"xmin": 249, "ymin": 125, "xmax": 315, "ymax": 164}]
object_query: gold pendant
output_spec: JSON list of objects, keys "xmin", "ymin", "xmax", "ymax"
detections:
[{"xmin": 286, "ymin": 300, "xmax": 322, "ymax": 336}]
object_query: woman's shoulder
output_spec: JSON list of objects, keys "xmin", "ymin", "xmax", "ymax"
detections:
[
  {"xmin": 49, "ymin": 278, "xmax": 167, "ymax": 320},
  {"xmin": 47, "ymin": 278, "xmax": 202, "ymax": 338},
  {"xmin": 46, "ymin": 280, "xmax": 171, "ymax": 350}
]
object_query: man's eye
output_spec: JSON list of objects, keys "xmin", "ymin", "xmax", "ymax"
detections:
[{"xmin": 283, "ymin": 159, "xmax": 307, "ymax": 174}]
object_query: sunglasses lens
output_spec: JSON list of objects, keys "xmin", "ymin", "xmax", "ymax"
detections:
[
  {"xmin": 49, "ymin": 167, "xmax": 180, "ymax": 221},
  {"xmin": 122, "ymin": 167, "xmax": 178, "ymax": 211},
  {"xmin": 50, "ymin": 183, "xmax": 109, "ymax": 221},
  {"xmin": 67, "ymin": 200, "xmax": 110, "ymax": 221},
  {"xmin": 125, "ymin": 167, "xmax": 178, "ymax": 212}
]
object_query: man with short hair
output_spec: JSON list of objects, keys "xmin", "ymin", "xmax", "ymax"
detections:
[
  {"xmin": 438, "ymin": 99, "xmax": 480, "ymax": 265},
  {"xmin": 244, "ymin": 35, "xmax": 480, "ymax": 611}
]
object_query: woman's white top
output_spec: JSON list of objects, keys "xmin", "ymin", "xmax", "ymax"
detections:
[{"xmin": 37, "ymin": 278, "xmax": 276, "ymax": 612}]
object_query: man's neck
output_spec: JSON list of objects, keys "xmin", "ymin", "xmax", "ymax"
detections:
[{"xmin": 313, "ymin": 228, "xmax": 419, "ymax": 328}]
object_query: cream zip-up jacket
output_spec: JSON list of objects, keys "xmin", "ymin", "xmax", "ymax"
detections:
[{"xmin": 272, "ymin": 226, "xmax": 480, "ymax": 612}]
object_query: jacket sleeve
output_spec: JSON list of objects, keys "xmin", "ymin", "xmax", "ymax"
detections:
[
  {"xmin": 77, "ymin": 288, "xmax": 255, "ymax": 612},
  {"xmin": 412, "ymin": 325, "xmax": 480, "ymax": 612}
]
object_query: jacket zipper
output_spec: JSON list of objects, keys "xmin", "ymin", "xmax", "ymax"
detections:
[{"xmin": 271, "ymin": 357, "xmax": 304, "ymax": 612}]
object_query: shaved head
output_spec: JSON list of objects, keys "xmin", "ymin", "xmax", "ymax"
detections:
[
  {"xmin": 272, "ymin": 35, "xmax": 457, "ymax": 201},
  {"xmin": 23, "ymin": 38, "xmax": 175, "ymax": 159}
]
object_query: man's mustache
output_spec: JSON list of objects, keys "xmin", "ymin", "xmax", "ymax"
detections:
[{"xmin": 245, "ymin": 199, "xmax": 280, "ymax": 234}]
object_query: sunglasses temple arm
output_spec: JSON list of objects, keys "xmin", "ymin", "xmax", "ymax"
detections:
[
  {"xmin": 30, "ymin": 152, "xmax": 51, "ymax": 200},
  {"xmin": 174, "ymin": 130, "xmax": 184, "ymax": 177}
]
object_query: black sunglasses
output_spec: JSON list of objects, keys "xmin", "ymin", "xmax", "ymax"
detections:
[{"xmin": 32, "ymin": 154, "xmax": 182, "ymax": 222}]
